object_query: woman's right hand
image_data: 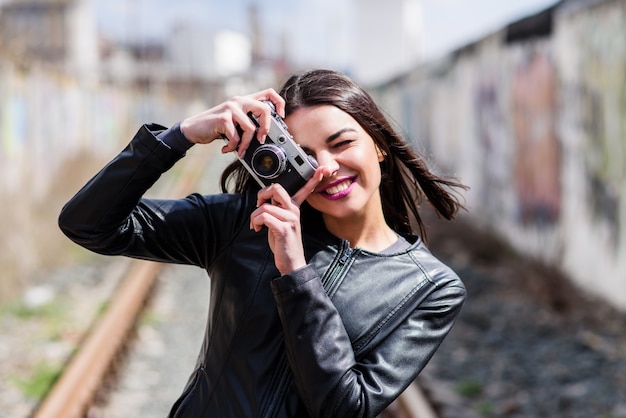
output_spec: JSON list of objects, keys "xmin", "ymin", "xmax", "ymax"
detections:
[{"xmin": 179, "ymin": 88, "xmax": 285, "ymax": 157}]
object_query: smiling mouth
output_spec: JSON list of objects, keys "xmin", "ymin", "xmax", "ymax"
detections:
[{"xmin": 321, "ymin": 177, "xmax": 356, "ymax": 197}]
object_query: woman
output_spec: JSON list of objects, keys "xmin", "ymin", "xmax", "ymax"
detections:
[{"xmin": 59, "ymin": 69, "xmax": 467, "ymax": 417}]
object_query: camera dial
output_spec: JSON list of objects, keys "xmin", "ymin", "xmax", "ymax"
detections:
[{"xmin": 307, "ymin": 154, "xmax": 319, "ymax": 169}]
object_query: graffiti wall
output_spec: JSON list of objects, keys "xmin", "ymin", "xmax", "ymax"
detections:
[{"xmin": 374, "ymin": 0, "xmax": 626, "ymax": 310}]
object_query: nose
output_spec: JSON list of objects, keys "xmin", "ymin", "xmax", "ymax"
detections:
[{"xmin": 315, "ymin": 151, "xmax": 339, "ymax": 176}]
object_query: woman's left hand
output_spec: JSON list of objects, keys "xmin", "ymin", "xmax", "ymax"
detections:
[{"xmin": 250, "ymin": 167, "xmax": 329, "ymax": 275}]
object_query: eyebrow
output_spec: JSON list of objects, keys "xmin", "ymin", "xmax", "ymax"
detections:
[{"xmin": 326, "ymin": 127, "xmax": 358, "ymax": 143}]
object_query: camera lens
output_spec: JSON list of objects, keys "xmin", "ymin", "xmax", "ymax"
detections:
[{"xmin": 251, "ymin": 145, "xmax": 287, "ymax": 179}]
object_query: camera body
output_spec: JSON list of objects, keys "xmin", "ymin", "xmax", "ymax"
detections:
[{"xmin": 237, "ymin": 102, "xmax": 318, "ymax": 196}]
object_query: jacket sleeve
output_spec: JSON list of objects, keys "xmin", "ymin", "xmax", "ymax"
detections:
[
  {"xmin": 270, "ymin": 264, "xmax": 466, "ymax": 418},
  {"xmin": 58, "ymin": 124, "xmax": 234, "ymax": 267}
]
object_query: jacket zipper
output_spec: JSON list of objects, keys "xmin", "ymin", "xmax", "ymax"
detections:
[
  {"xmin": 263, "ymin": 241, "xmax": 356, "ymax": 417},
  {"xmin": 321, "ymin": 241, "xmax": 351, "ymax": 288},
  {"xmin": 322, "ymin": 241, "xmax": 356, "ymax": 297}
]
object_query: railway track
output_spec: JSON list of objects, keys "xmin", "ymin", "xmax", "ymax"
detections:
[{"xmin": 32, "ymin": 146, "xmax": 440, "ymax": 418}]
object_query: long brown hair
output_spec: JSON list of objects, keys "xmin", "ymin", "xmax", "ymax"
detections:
[{"xmin": 221, "ymin": 69, "xmax": 467, "ymax": 239}]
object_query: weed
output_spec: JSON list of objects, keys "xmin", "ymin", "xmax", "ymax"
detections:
[
  {"xmin": 457, "ymin": 378, "xmax": 484, "ymax": 397},
  {"xmin": 12, "ymin": 361, "xmax": 63, "ymax": 401},
  {"xmin": 476, "ymin": 401, "xmax": 494, "ymax": 416},
  {"xmin": 7, "ymin": 299, "xmax": 65, "ymax": 320}
]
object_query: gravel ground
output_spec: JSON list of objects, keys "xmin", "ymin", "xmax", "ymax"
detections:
[
  {"xmin": 89, "ymin": 264, "xmax": 210, "ymax": 418},
  {"xmin": 420, "ymin": 215, "xmax": 626, "ymax": 418},
  {"xmin": 0, "ymin": 259, "xmax": 127, "ymax": 418}
]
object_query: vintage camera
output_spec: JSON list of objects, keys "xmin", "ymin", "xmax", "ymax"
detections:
[{"xmin": 235, "ymin": 101, "xmax": 318, "ymax": 196}]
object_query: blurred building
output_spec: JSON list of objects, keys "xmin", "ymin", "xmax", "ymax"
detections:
[
  {"xmin": 353, "ymin": 0, "xmax": 424, "ymax": 85},
  {"xmin": 166, "ymin": 25, "xmax": 252, "ymax": 79},
  {"xmin": 100, "ymin": 5, "xmax": 281, "ymax": 98},
  {"xmin": 0, "ymin": 0, "xmax": 280, "ymax": 95},
  {"xmin": 0, "ymin": 0, "xmax": 99, "ymax": 82}
]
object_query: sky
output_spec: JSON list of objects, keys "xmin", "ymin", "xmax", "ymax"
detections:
[{"xmin": 92, "ymin": 0, "xmax": 560, "ymax": 67}]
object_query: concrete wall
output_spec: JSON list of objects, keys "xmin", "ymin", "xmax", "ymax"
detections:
[
  {"xmin": 0, "ymin": 63, "xmax": 212, "ymax": 302},
  {"xmin": 373, "ymin": 0, "xmax": 626, "ymax": 310}
]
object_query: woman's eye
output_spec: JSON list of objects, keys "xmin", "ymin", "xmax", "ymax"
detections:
[{"xmin": 333, "ymin": 139, "xmax": 353, "ymax": 148}]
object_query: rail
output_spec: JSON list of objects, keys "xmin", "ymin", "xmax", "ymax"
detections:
[{"xmin": 33, "ymin": 144, "xmax": 214, "ymax": 418}]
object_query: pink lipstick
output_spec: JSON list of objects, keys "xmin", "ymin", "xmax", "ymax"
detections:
[{"xmin": 320, "ymin": 176, "xmax": 356, "ymax": 200}]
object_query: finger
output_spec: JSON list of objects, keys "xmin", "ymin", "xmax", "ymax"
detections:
[
  {"xmin": 291, "ymin": 166, "xmax": 332, "ymax": 206},
  {"xmin": 256, "ymin": 184, "xmax": 293, "ymax": 209},
  {"xmin": 229, "ymin": 107, "xmax": 258, "ymax": 157},
  {"xmin": 238, "ymin": 92, "xmax": 284, "ymax": 147},
  {"xmin": 221, "ymin": 99, "xmax": 268, "ymax": 150},
  {"xmin": 254, "ymin": 107, "xmax": 272, "ymax": 144},
  {"xmin": 249, "ymin": 202, "xmax": 298, "ymax": 232},
  {"xmin": 243, "ymin": 101, "xmax": 273, "ymax": 145},
  {"xmin": 220, "ymin": 124, "xmax": 241, "ymax": 154},
  {"xmin": 250, "ymin": 212, "xmax": 292, "ymax": 234},
  {"xmin": 250, "ymin": 88, "xmax": 286, "ymax": 118}
]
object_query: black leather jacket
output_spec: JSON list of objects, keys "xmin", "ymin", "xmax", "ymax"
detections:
[{"xmin": 58, "ymin": 124, "xmax": 466, "ymax": 418}]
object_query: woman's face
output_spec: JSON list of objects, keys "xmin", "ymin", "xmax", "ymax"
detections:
[{"xmin": 285, "ymin": 105, "xmax": 385, "ymax": 223}]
